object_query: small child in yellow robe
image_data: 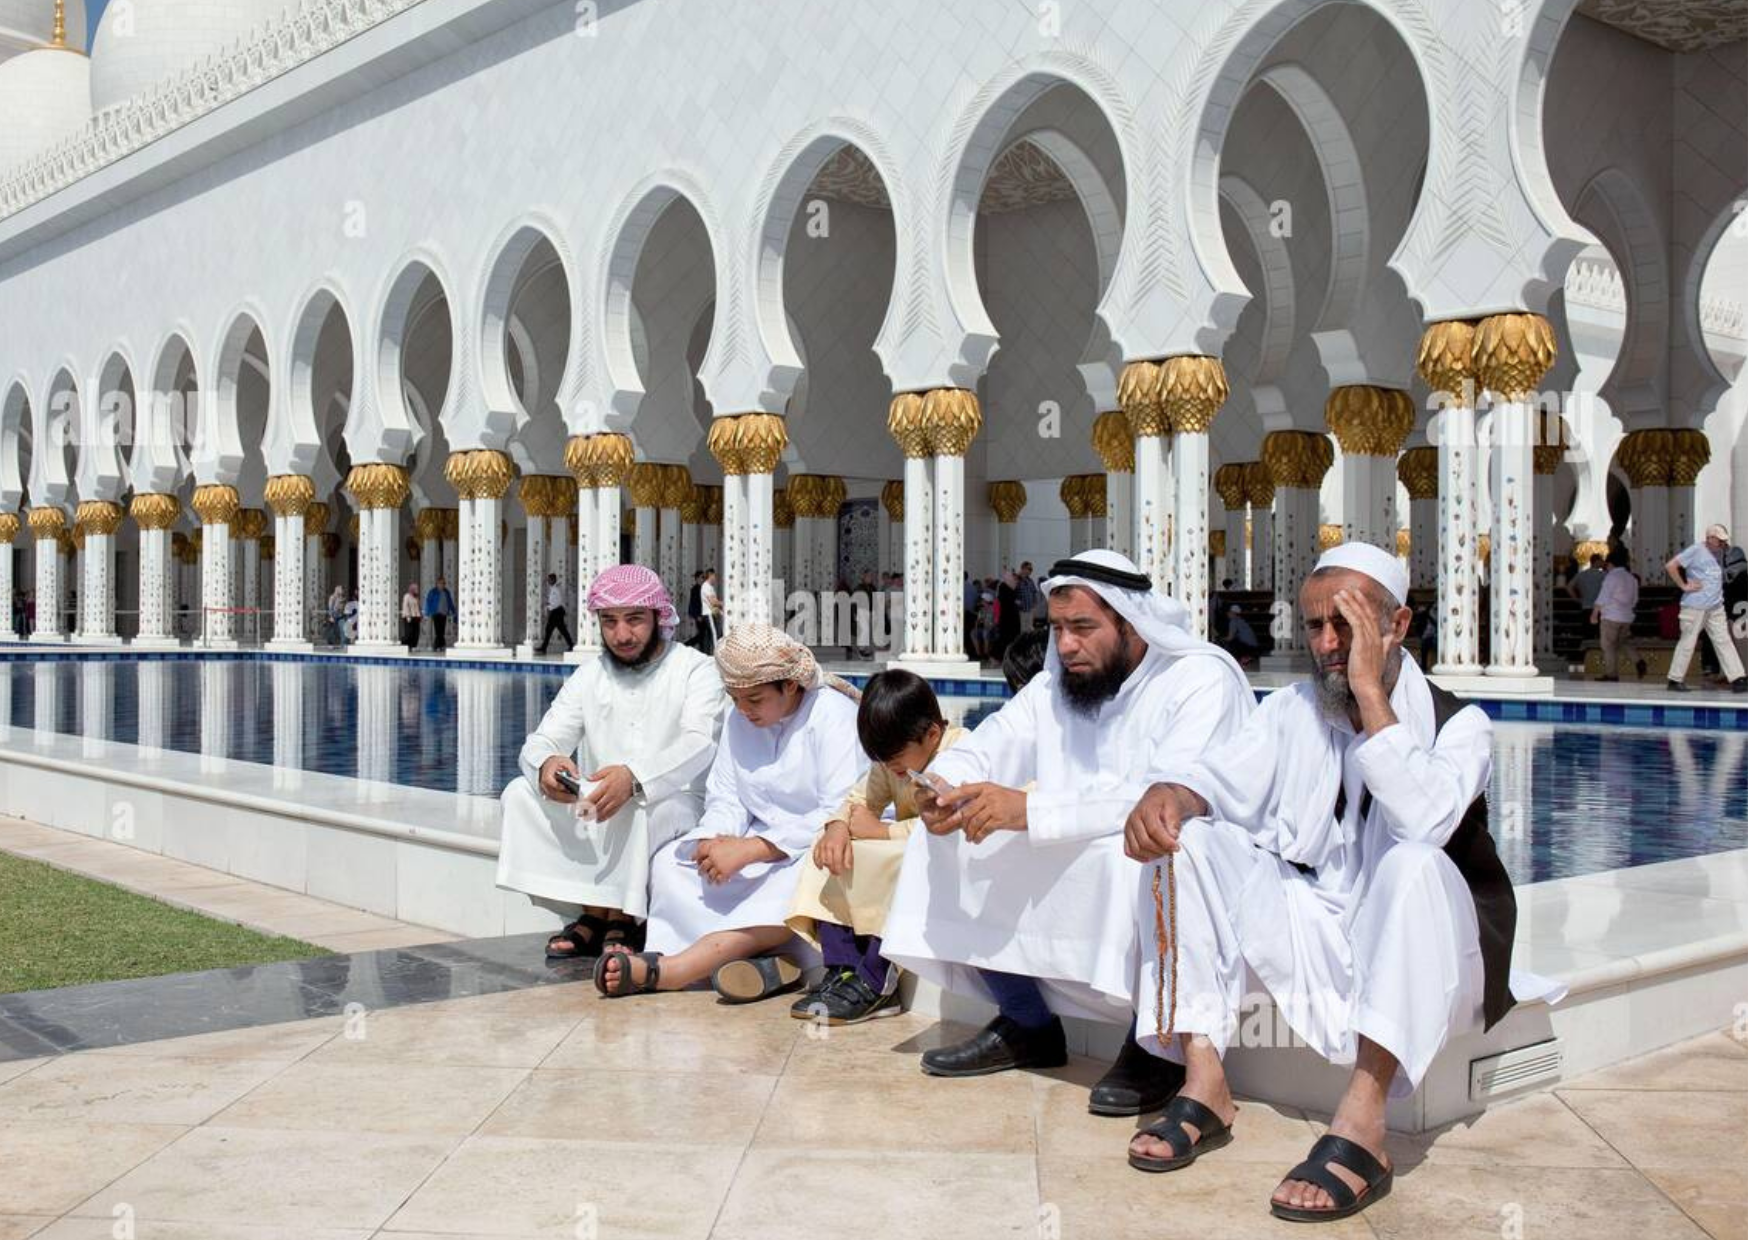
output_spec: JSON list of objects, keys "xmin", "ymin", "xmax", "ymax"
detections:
[{"xmin": 786, "ymin": 670, "xmax": 966, "ymax": 1024}]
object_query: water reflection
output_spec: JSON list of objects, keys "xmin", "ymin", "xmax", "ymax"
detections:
[{"xmin": 0, "ymin": 657, "xmax": 1743, "ymax": 886}]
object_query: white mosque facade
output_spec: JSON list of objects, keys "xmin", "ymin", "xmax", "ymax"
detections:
[{"xmin": 0, "ymin": 0, "xmax": 1743, "ymax": 680}]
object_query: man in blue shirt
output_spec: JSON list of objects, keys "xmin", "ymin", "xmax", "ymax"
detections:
[
  {"xmin": 424, "ymin": 575, "xmax": 457, "ymax": 652},
  {"xmin": 1664, "ymin": 524, "xmax": 1746, "ymax": 692}
]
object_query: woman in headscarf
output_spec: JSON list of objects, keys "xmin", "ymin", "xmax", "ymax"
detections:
[{"xmin": 596, "ymin": 624, "xmax": 868, "ymax": 1003}]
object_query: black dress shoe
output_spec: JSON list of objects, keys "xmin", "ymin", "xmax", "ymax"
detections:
[
  {"xmin": 1668, "ymin": 680, "xmax": 1690, "ymax": 693},
  {"xmin": 921, "ymin": 1015, "xmax": 1067, "ymax": 1078},
  {"xmin": 1089, "ymin": 1029, "xmax": 1186, "ymax": 1116}
]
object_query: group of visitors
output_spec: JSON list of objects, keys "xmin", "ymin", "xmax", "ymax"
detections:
[
  {"xmin": 497, "ymin": 543, "xmax": 1558, "ymax": 1221},
  {"xmin": 966, "ymin": 561, "xmax": 1042, "ymax": 662},
  {"xmin": 1567, "ymin": 524, "xmax": 1746, "ymax": 691}
]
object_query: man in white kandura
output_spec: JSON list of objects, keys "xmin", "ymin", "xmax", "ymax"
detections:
[
  {"xmin": 885, "ymin": 549, "xmax": 1254, "ymax": 1116},
  {"xmin": 594, "ymin": 624, "xmax": 868, "ymax": 1003},
  {"xmin": 1123, "ymin": 542, "xmax": 1564, "ymax": 1223},
  {"xmin": 496, "ymin": 565, "xmax": 725, "ymax": 960}
]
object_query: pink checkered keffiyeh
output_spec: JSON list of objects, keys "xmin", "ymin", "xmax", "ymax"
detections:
[{"xmin": 586, "ymin": 564, "xmax": 678, "ymax": 636}]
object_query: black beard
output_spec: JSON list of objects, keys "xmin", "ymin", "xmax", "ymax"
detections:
[
  {"xmin": 1060, "ymin": 651, "xmax": 1135, "ymax": 719},
  {"xmin": 606, "ymin": 631, "xmax": 664, "ymax": 669}
]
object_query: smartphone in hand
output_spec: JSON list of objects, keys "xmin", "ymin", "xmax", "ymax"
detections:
[{"xmin": 906, "ymin": 768, "xmax": 955, "ymax": 800}]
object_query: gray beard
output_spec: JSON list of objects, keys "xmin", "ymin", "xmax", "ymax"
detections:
[{"xmin": 1310, "ymin": 650, "xmax": 1403, "ymax": 723}]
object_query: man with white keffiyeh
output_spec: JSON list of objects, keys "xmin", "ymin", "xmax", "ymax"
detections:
[
  {"xmin": 495, "ymin": 564, "xmax": 726, "ymax": 963},
  {"xmin": 881, "ymin": 549, "xmax": 1255, "ymax": 1116}
]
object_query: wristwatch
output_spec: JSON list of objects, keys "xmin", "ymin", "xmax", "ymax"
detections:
[{"xmin": 629, "ymin": 771, "xmax": 646, "ymax": 803}]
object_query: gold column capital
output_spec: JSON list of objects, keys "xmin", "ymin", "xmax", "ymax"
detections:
[
  {"xmin": 1325, "ymin": 385, "xmax": 1413, "ymax": 456},
  {"xmin": 234, "ymin": 508, "xmax": 269, "ymax": 541},
  {"xmin": 444, "ymin": 449, "xmax": 514, "ymax": 501},
  {"xmin": 303, "ymin": 501, "xmax": 331, "ymax": 538},
  {"xmin": 733, "ymin": 413, "xmax": 788, "ymax": 474},
  {"xmin": 563, "ymin": 435, "xmax": 598, "ymax": 488},
  {"xmin": 75, "ymin": 499, "xmax": 125, "ymax": 536},
  {"xmin": 191, "ymin": 483, "xmax": 240, "ymax": 526},
  {"xmin": 887, "ymin": 393, "xmax": 930, "ymax": 459},
  {"xmin": 1092, "ymin": 409, "xmax": 1135, "ymax": 472},
  {"xmin": 708, "ymin": 417, "xmax": 746, "ymax": 476},
  {"xmin": 1213, "ymin": 463, "xmax": 1248, "ymax": 511},
  {"xmin": 1474, "ymin": 312, "xmax": 1557, "ymax": 400},
  {"xmin": 1209, "ymin": 529, "xmax": 1226, "ymax": 558},
  {"xmin": 661, "ymin": 464, "xmax": 695, "ymax": 510},
  {"xmin": 413, "ymin": 508, "xmax": 445, "ymax": 541},
  {"xmin": 921, "ymin": 388, "xmax": 982, "ymax": 457},
  {"xmin": 0, "ymin": 511, "xmax": 19, "ymax": 543},
  {"xmin": 1059, "ymin": 474, "xmax": 1088, "ymax": 520},
  {"xmin": 345, "ymin": 463, "xmax": 412, "ymax": 511},
  {"xmin": 1118, "ymin": 360, "xmax": 1169, "ymax": 437},
  {"xmin": 1242, "ymin": 461, "xmax": 1275, "ymax": 507},
  {"xmin": 1319, "ymin": 523, "xmax": 1343, "ymax": 552},
  {"xmin": 1416, "ymin": 319, "xmax": 1477, "ymax": 396},
  {"xmin": 987, "ymin": 480, "xmax": 1027, "ymax": 524},
  {"xmin": 773, "ymin": 487, "xmax": 794, "ymax": 529},
  {"xmin": 878, "ymin": 479, "xmax": 902, "ymax": 523},
  {"xmin": 1397, "ymin": 446, "xmax": 1440, "ymax": 499},
  {"xmin": 627, "ymin": 462, "xmax": 667, "ymax": 508},
  {"xmin": 1082, "ymin": 474, "xmax": 1108, "ymax": 519},
  {"xmin": 264, "ymin": 473, "xmax": 316, "ymax": 517},
  {"xmin": 1158, "ymin": 355, "xmax": 1228, "ymax": 434},
  {"xmin": 1396, "ymin": 528, "xmax": 1411, "ymax": 558},
  {"xmin": 1668, "ymin": 428, "xmax": 1711, "ymax": 487},
  {"xmin": 1260, "ymin": 430, "xmax": 1334, "ymax": 490}
]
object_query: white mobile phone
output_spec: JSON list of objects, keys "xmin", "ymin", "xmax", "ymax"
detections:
[{"xmin": 906, "ymin": 768, "xmax": 954, "ymax": 798}]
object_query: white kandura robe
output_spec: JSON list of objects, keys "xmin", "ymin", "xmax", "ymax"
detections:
[
  {"xmin": 883, "ymin": 646, "xmax": 1255, "ymax": 1023},
  {"xmin": 1135, "ymin": 658, "xmax": 1565, "ymax": 1094},
  {"xmin": 644, "ymin": 685, "xmax": 867, "ymax": 955},
  {"xmin": 495, "ymin": 642, "xmax": 725, "ymax": 919}
]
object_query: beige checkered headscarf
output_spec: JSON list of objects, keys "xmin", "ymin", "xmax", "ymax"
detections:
[{"xmin": 714, "ymin": 624, "xmax": 860, "ymax": 702}]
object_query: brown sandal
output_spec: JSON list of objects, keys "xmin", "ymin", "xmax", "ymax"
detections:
[{"xmin": 593, "ymin": 950, "xmax": 664, "ymax": 998}]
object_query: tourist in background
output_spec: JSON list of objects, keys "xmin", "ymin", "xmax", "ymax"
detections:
[
  {"xmin": 326, "ymin": 585, "xmax": 347, "ymax": 646},
  {"xmin": 1592, "ymin": 547, "xmax": 1646, "ymax": 682},
  {"xmin": 400, "ymin": 582, "xmax": 422, "ymax": 650},
  {"xmin": 697, "ymin": 567, "xmax": 721, "ymax": 655},
  {"xmin": 1566, "ymin": 552, "xmax": 1607, "ymax": 653},
  {"xmin": 425, "ymin": 575, "xmax": 456, "ymax": 652},
  {"xmin": 538, "ymin": 572, "xmax": 576, "ymax": 655},
  {"xmin": 1664, "ymin": 524, "xmax": 1747, "ymax": 693},
  {"xmin": 1016, "ymin": 561, "xmax": 1041, "ymax": 629}
]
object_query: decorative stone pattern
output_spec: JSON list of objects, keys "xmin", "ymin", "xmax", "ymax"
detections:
[{"xmin": 1418, "ymin": 320, "xmax": 1483, "ymax": 674}]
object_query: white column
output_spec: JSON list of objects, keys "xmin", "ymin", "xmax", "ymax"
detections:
[
  {"xmin": 745, "ymin": 469, "xmax": 776, "ymax": 627},
  {"xmin": 774, "ymin": 524, "xmax": 792, "ymax": 597},
  {"xmin": 1222, "ymin": 508, "xmax": 1246, "ymax": 587},
  {"xmin": 457, "ymin": 495, "xmax": 509, "ymax": 653},
  {"xmin": 1421, "ymin": 325, "xmax": 1483, "ymax": 674},
  {"xmin": 902, "ymin": 455, "xmax": 934, "ymax": 658},
  {"xmin": 997, "ymin": 521, "xmax": 1016, "ymax": 575},
  {"xmin": 355, "ymin": 506, "xmax": 400, "ymax": 648},
  {"xmin": 1105, "ymin": 472, "xmax": 1133, "ymax": 561},
  {"xmin": 80, "ymin": 662, "xmax": 115, "ymax": 757},
  {"xmin": 270, "ymin": 514, "xmax": 308, "ymax": 646},
  {"xmin": 201, "ymin": 522, "xmax": 235, "ymax": 647},
  {"xmin": 198, "ymin": 661, "xmax": 230, "ymax": 768},
  {"xmin": 1487, "ymin": 399, "xmax": 1537, "ymax": 676},
  {"xmin": 1272, "ymin": 486, "xmax": 1320, "ymax": 656},
  {"xmin": 721, "ymin": 473, "xmax": 747, "ymax": 631},
  {"xmin": 356, "ymin": 665, "xmax": 395, "ymax": 784},
  {"xmin": 305, "ymin": 534, "xmax": 325, "ymax": 639},
  {"xmin": 241, "ymin": 536, "xmax": 262, "ymax": 646},
  {"xmin": 933, "ymin": 453, "xmax": 965, "ymax": 658},
  {"xmin": 1250, "ymin": 505, "xmax": 1274, "ymax": 593},
  {"xmin": 522, "ymin": 513, "xmax": 548, "ymax": 651},
  {"xmin": 1409, "ymin": 496, "xmax": 1437, "ymax": 592},
  {"xmin": 1638, "ymin": 484, "xmax": 1671, "ymax": 574},
  {"xmin": 441, "ymin": 519, "xmax": 459, "ymax": 591},
  {"xmin": 659, "ymin": 505, "xmax": 681, "ymax": 611},
  {"xmin": 78, "ymin": 524, "xmax": 119, "ymax": 643},
  {"xmin": 792, "ymin": 516, "xmax": 814, "ymax": 594},
  {"xmin": 418, "ymin": 528, "xmax": 439, "ymax": 649},
  {"xmin": 633, "ymin": 506, "xmax": 657, "ymax": 569},
  {"xmin": 1134, "ymin": 435, "xmax": 1169, "ymax": 593},
  {"xmin": 1172, "ymin": 430, "xmax": 1212, "ymax": 633},
  {"xmin": 596, "ymin": 483, "xmax": 623, "ymax": 580},
  {"xmin": 814, "ymin": 512, "xmax": 838, "ymax": 594},
  {"xmin": 574, "ymin": 484, "xmax": 600, "ymax": 653}
]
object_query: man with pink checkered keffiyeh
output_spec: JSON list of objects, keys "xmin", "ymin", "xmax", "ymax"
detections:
[{"xmin": 496, "ymin": 565, "xmax": 727, "ymax": 962}]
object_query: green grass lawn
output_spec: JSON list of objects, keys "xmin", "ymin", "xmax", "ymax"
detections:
[{"xmin": 0, "ymin": 851, "xmax": 330, "ymax": 994}]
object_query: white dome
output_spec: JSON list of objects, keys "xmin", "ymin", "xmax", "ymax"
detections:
[
  {"xmin": 90, "ymin": 0, "xmax": 287, "ymax": 116},
  {"xmin": 0, "ymin": 1, "xmax": 88, "ymax": 57},
  {"xmin": 0, "ymin": 44, "xmax": 90, "ymax": 176}
]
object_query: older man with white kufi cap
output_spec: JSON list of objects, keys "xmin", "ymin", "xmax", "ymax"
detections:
[
  {"xmin": 883, "ymin": 548, "xmax": 1254, "ymax": 1116},
  {"xmin": 1120, "ymin": 540, "xmax": 1564, "ymax": 1221}
]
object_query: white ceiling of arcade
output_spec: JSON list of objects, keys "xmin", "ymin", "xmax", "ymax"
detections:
[{"xmin": 1577, "ymin": 0, "xmax": 1748, "ymax": 52}]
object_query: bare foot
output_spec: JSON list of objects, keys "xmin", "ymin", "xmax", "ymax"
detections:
[
  {"xmin": 1271, "ymin": 1117, "xmax": 1390, "ymax": 1213},
  {"xmin": 1128, "ymin": 1078, "xmax": 1237, "ymax": 1162}
]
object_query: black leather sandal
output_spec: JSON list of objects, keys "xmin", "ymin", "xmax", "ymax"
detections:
[
  {"xmin": 1127, "ymin": 1095, "xmax": 1234, "ymax": 1173},
  {"xmin": 545, "ymin": 914, "xmax": 608, "ymax": 962},
  {"xmin": 593, "ymin": 950, "xmax": 664, "ymax": 997},
  {"xmin": 1270, "ymin": 1133, "xmax": 1393, "ymax": 1223}
]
